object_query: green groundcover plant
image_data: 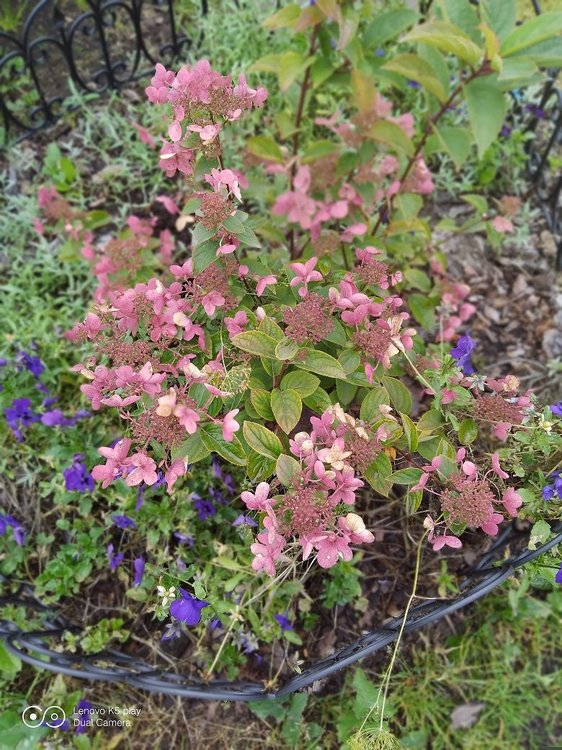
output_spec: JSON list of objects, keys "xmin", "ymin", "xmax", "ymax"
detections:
[{"xmin": 2, "ymin": 0, "xmax": 562, "ymax": 692}]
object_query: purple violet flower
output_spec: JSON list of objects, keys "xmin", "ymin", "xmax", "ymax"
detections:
[
  {"xmin": 211, "ymin": 456, "xmax": 223, "ymax": 479},
  {"xmin": 174, "ymin": 531, "xmax": 194, "ymax": 547},
  {"xmin": 232, "ymin": 514, "xmax": 258, "ymax": 528},
  {"xmin": 192, "ymin": 494, "xmax": 216, "ymax": 521},
  {"xmin": 274, "ymin": 613, "xmax": 294, "ymax": 632},
  {"xmin": 4, "ymin": 398, "xmax": 40, "ymax": 441},
  {"xmin": 133, "ymin": 556, "xmax": 145, "ymax": 586},
  {"xmin": 17, "ymin": 350, "xmax": 45, "ymax": 379},
  {"xmin": 169, "ymin": 588, "xmax": 209, "ymax": 625},
  {"xmin": 550, "ymin": 401, "xmax": 562, "ymax": 417},
  {"xmin": 111, "ymin": 514, "xmax": 137, "ymax": 530},
  {"xmin": 451, "ymin": 335, "xmax": 476, "ymax": 375},
  {"xmin": 63, "ymin": 454, "xmax": 95, "ymax": 492},
  {"xmin": 0, "ymin": 514, "xmax": 25, "ymax": 545},
  {"xmin": 106, "ymin": 544, "xmax": 124, "ymax": 571},
  {"xmin": 74, "ymin": 699, "xmax": 93, "ymax": 735},
  {"xmin": 555, "ymin": 563, "xmax": 562, "ymax": 585}
]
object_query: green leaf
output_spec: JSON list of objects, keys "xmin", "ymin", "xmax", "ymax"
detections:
[
  {"xmin": 200, "ymin": 425, "xmax": 247, "ymax": 466},
  {"xmin": 431, "ymin": 124, "xmax": 472, "ymax": 170},
  {"xmin": 246, "ymin": 135, "xmax": 285, "ymax": 163},
  {"xmin": 500, "ymin": 12, "xmax": 562, "ymax": 57},
  {"xmin": 301, "ymin": 140, "xmax": 340, "ymax": 163},
  {"xmin": 281, "ymin": 371, "xmax": 320, "ymax": 397},
  {"xmin": 463, "ymin": 76, "xmax": 507, "ymax": 158},
  {"xmin": 253, "ymin": 51, "xmax": 315, "ymax": 92},
  {"xmin": 231, "ymin": 331, "xmax": 278, "ymax": 359},
  {"xmin": 303, "ymin": 386, "xmax": 333, "ymax": 414},
  {"xmin": 250, "ymin": 389, "xmax": 274, "ymax": 420},
  {"xmin": 243, "ymin": 421, "xmax": 283, "ymax": 460},
  {"xmin": 247, "ymin": 452, "xmax": 276, "ymax": 482},
  {"xmin": 339, "ymin": 349, "xmax": 361, "ymax": 375},
  {"xmin": 390, "ymin": 467, "xmax": 423, "ymax": 485},
  {"xmin": 418, "ymin": 45, "xmax": 451, "ymax": 98},
  {"xmin": 409, "ymin": 292, "xmax": 437, "ymax": 330},
  {"xmin": 191, "ymin": 222, "xmax": 215, "ymax": 246},
  {"xmin": 383, "ymin": 53, "xmax": 447, "ymax": 102},
  {"xmin": 497, "ymin": 58, "xmax": 541, "ymax": 89},
  {"xmin": 294, "ymin": 349, "xmax": 348, "ymax": 380},
  {"xmin": 382, "ymin": 376, "xmax": 413, "ymax": 415},
  {"xmin": 512, "ymin": 38, "xmax": 562, "ymax": 68},
  {"xmin": 173, "ymin": 431, "xmax": 210, "ymax": 464},
  {"xmin": 336, "ymin": 379, "xmax": 358, "ymax": 407},
  {"xmin": 259, "ymin": 317, "xmax": 284, "ymax": 341},
  {"xmin": 369, "ymin": 120, "xmax": 414, "ymax": 156},
  {"xmin": 0, "ymin": 642, "xmax": 22, "ymax": 680},
  {"xmin": 360, "ymin": 387, "xmax": 390, "ymax": 422},
  {"xmin": 276, "ymin": 454, "xmax": 301, "ymax": 486},
  {"xmin": 481, "ymin": 0, "xmax": 515, "ymax": 41},
  {"xmin": 364, "ymin": 8, "xmax": 419, "ymax": 47},
  {"xmin": 271, "ymin": 388, "xmax": 302, "ymax": 434},
  {"xmin": 458, "ymin": 417, "xmax": 478, "ymax": 445},
  {"xmin": 401, "ymin": 413, "xmax": 419, "ymax": 451},
  {"xmin": 528, "ymin": 520, "xmax": 552, "ymax": 550},
  {"xmin": 417, "ymin": 409, "xmax": 444, "ymax": 433},
  {"xmin": 192, "ymin": 239, "xmax": 219, "ymax": 275},
  {"xmin": 403, "ymin": 21, "xmax": 483, "ymax": 66},
  {"xmin": 275, "ymin": 337, "xmax": 300, "ymax": 360},
  {"xmin": 404, "ymin": 268, "xmax": 432, "ymax": 291},
  {"xmin": 438, "ymin": 0, "xmax": 481, "ymax": 44},
  {"xmin": 262, "ymin": 3, "xmax": 301, "ymax": 29},
  {"xmin": 364, "ymin": 452, "xmax": 393, "ymax": 497}
]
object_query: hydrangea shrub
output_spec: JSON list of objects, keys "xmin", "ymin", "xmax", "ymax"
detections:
[{"xmin": 61, "ymin": 1, "xmax": 562, "ymax": 595}]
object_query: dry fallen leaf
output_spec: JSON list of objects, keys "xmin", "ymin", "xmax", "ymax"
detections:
[{"xmin": 450, "ymin": 702, "xmax": 486, "ymax": 730}]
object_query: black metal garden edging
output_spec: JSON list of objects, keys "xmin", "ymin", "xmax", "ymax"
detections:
[
  {"xmin": 0, "ymin": 0, "xmax": 209, "ymax": 145},
  {"xmin": 1, "ymin": 521, "xmax": 561, "ymax": 701}
]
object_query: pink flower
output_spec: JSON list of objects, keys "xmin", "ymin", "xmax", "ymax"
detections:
[
  {"xmin": 132, "ymin": 121, "xmax": 156, "ymax": 148},
  {"xmin": 201, "ymin": 291, "xmax": 225, "ymax": 316},
  {"xmin": 493, "ymin": 422, "xmax": 511, "ymax": 442},
  {"xmin": 251, "ymin": 531, "xmax": 286, "ymax": 577},
  {"xmin": 241, "ymin": 482, "xmax": 271, "ymax": 511},
  {"xmin": 174, "ymin": 405, "xmax": 200, "ymax": 434},
  {"xmin": 188, "ymin": 123, "xmax": 221, "ymax": 142},
  {"xmin": 310, "ymin": 532, "xmax": 353, "ymax": 569},
  {"xmin": 222, "ymin": 409, "xmax": 240, "ymax": 442},
  {"xmin": 159, "ymin": 142, "xmax": 194, "ymax": 178},
  {"xmin": 289, "ymin": 257, "xmax": 322, "ymax": 297},
  {"xmin": 462, "ymin": 461, "xmax": 478, "ymax": 478},
  {"xmin": 255, "ymin": 274, "xmax": 277, "ymax": 296},
  {"xmin": 441, "ymin": 388, "xmax": 457, "ymax": 404},
  {"xmin": 429, "ymin": 534, "xmax": 463, "ymax": 551},
  {"xmin": 501, "ymin": 487, "xmax": 522, "ymax": 517},
  {"xmin": 224, "ymin": 311, "xmax": 248, "ymax": 338},
  {"xmin": 156, "ymin": 195, "xmax": 179, "ymax": 214},
  {"xmin": 492, "ymin": 216, "xmax": 514, "ymax": 233},
  {"xmin": 125, "ymin": 452, "xmax": 158, "ymax": 486},
  {"xmin": 330, "ymin": 466, "xmax": 364, "ymax": 504},
  {"xmin": 205, "ymin": 168, "xmax": 242, "ymax": 200},
  {"xmin": 491, "ymin": 452, "xmax": 509, "ymax": 479},
  {"xmin": 165, "ymin": 459, "xmax": 187, "ymax": 491},
  {"xmin": 339, "ymin": 513, "xmax": 374, "ymax": 544},
  {"xmin": 480, "ymin": 512, "xmax": 504, "ymax": 536},
  {"xmin": 216, "ymin": 243, "xmax": 237, "ymax": 256}
]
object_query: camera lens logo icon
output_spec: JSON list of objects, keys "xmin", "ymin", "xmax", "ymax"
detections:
[{"xmin": 22, "ymin": 705, "xmax": 67, "ymax": 728}]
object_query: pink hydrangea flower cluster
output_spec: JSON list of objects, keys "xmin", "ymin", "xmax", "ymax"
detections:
[
  {"xmin": 145, "ymin": 61, "xmax": 267, "ymax": 178},
  {"xmin": 242, "ymin": 405, "xmax": 375, "ymax": 575},
  {"xmin": 417, "ymin": 447, "xmax": 523, "ymax": 551}
]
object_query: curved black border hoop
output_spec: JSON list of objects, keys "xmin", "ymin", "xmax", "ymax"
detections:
[{"xmin": 1, "ymin": 521, "xmax": 561, "ymax": 701}]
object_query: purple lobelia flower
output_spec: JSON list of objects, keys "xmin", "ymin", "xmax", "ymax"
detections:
[
  {"xmin": 111, "ymin": 514, "xmax": 137, "ymax": 530},
  {"xmin": 451, "ymin": 335, "xmax": 476, "ymax": 375},
  {"xmin": 223, "ymin": 474, "xmax": 236, "ymax": 495},
  {"xmin": 64, "ymin": 454, "xmax": 95, "ymax": 492},
  {"xmin": 169, "ymin": 588, "xmax": 209, "ymax": 625},
  {"xmin": 133, "ymin": 556, "xmax": 145, "ymax": 587},
  {"xmin": 211, "ymin": 456, "xmax": 223, "ymax": 479},
  {"xmin": 106, "ymin": 544, "xmax": 124, "ymax": 571},
  {"xmin": 174, "ymin": 531, "xmax": 194, "ymax": 547},
  {"xmin": 555, "ymin": 563, "xmax": 562, "ymax": 585}
]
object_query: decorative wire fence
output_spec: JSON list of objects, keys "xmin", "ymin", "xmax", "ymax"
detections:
[
  {"xmin": 1, "ymin": 521, "xmax": 562, "ymax": 701},
  {"xmin": 0, "ymin": 0, "xmax": 561, "ymax": 701}
]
